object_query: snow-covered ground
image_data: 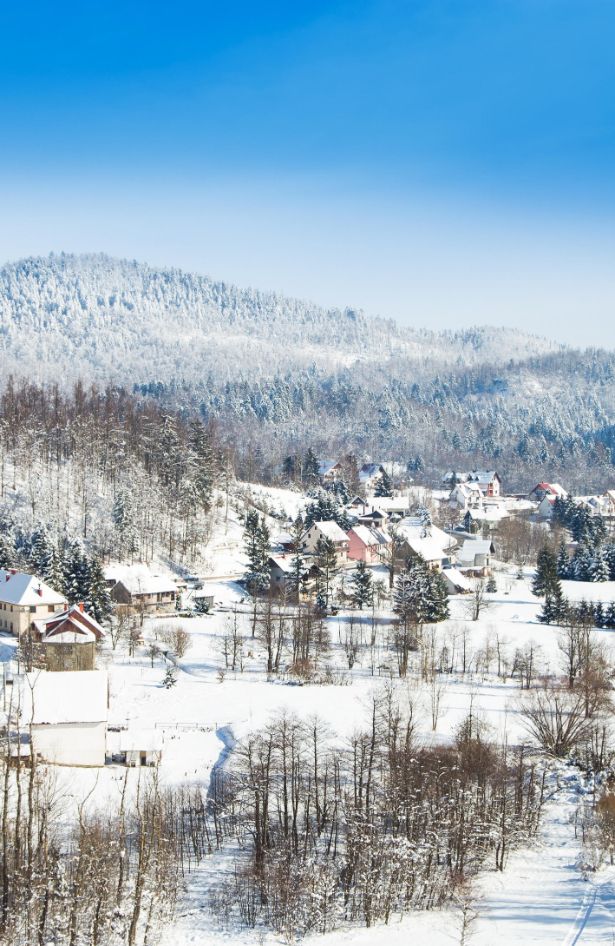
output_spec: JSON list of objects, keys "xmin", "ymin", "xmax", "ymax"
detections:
[{"xmin": 5, "ymin": 565, "xmax": 615, "ymax": 943}]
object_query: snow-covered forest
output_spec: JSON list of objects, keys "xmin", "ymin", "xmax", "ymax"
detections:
[{"xmin": 1, "ymin": 253, "xmax": 614, "ymax": 490}]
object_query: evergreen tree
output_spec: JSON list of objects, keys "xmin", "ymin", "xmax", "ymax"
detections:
[
  {"xmin": 350, "ymin": 560, "xmax": 373, "ymax": 610},
  {"xmin": 303, "ymin": 448, "xmax": 321, "ymax": 485},
  {"xmin": 304, "ymin": 491, "xmax": 350, "ymax": 531},
  {"xmin": 84, "ymin": 554, "xmax": 112, "ymax": 624},
  {"xmin": 289, "ymin": 515, "xmax": 308, "ymax": 598},
  {"xmin": 374, "ymin": 469, "xmax": 393, "ymax": 498},
  {"xmin": 0, "ymin": 530, "xmax": 14, "ymax": 570},
  {"xmin": 556, "ymin": 542, "xmax": 570, "ymax": 579},
  {"xmin": 532, "ymin": 546, "xmax": 558, "ymax": 597},
  {"xmin": 314, "ymin": 536, "xmax": 338, "ymax": 611},
  {"xmin": 243, "ymin": 510, "xmax": 271, "ymax": 595},
  {"xmin": 589, "ymin": 547, "xmax": 610, "ymax": 582}
]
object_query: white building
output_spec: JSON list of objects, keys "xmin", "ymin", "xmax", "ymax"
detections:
[
  {"xmin": 302, "ymin": 521, "xmax": 349, "ymax": 564},
  {"xmin": 20, "ymin": 670, "xmax": 108, "ymax": 766}
]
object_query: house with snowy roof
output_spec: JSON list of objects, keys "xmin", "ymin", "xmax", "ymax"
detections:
[
  {"xmin": 449, "ymin": 481, "xmax": 484, "ymax": 510},
  {"xmin": 528, "ymin": 482, "xmax": 567, "ymax": 502},
  {"xmin": 458, "ymin": 538, "xmax": 496, "ymax": 572},
  {"xmin": 110, "ymin": 574, "xmax": 177, "ymax": 611},
  {"xmin": 18, "ymin": 669, "xmax": 108, "ymax": 767},
  {"xmin": 302, "ymin": 520, "xmax": 349, "ymax": 564},
  {"xmin": 358, "ymin": 463, "xmax": 385, "ymax": 491},
  {"xmin": 467, "ymin": 471, "xmax": 502, "ymax": 497},
  {"xmin": 32, "ymin": 603, "xmax": 106, "ymax": 672},
  {"xmin": 395, "ymin": 517, "xmax": 456, "ymax": 571},
  {"xmin": 0, "ymin": 569, "xmax": 67, "ymax": 638},
  {"xmin": 318, "ymin": 459, "xmax": 344, "ymax": 485},
  {"xmin": 347, "ymin": 525, "xmax": 391, "ymax": 564}
]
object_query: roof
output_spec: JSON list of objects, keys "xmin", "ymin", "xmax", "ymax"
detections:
[
  {"xmin": 268, "ymin": 555, "xmax": 294, "ymax": 573},
  {"xmin": 35, "ymin": 604, "xmax": 106, "ymax": 642},
  {"xmin": 358, "ymin": 463, "xmax": 384, "ymax": 480},
  {"xmin": 21, "ymin": 670, "xmax": 108, "ymax": 725},
  {"xmin": 116, "ymin": 575, "xmax": 176, "ymax": 595},
  {"xmin": 350, "ymin": 525, "xmax": 381, "ymax": 546},
  {"xmin": 312, "ymin": 520, "xmax": 349, "ymax": 543},
  {"xmin": 318, "ymin": 459, "xmax": 339, "ymax": 477},
  {"xmin": 396, "ymin": 517, "xmax": 454, "ymax": 563},
  {"xmin": 468, "ymin": 470, "xmax": 499, "ymax": 484},
  {"xmin": 0, "ymin": 570, "xmax": 66, "ymax": 607},
  {"xmin": 442, "ymin": 567, "xmax": 473, "ymax": 592},
  {"xmin": 458, "ymin": 539, "xmax": 495, "ymax": 563}
]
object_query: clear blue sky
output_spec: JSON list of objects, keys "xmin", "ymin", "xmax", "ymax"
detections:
[{"xmin": 1, "ymin": 0, "xmax": 614, "ymax": 346}]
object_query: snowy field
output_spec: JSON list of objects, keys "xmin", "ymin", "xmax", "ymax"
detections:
[{"xmin": 5, "ymin": 564, "xmax": 615, "ymax": 943}]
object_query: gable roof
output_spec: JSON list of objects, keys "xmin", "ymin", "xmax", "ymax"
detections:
[
  {"xmin": 116, "ymin": 575, "xmax": 176, "ymax": 596},
  {"xmin": 468, "ymin": 470, "xmax": 499, "ymax": 485},
  {"xmin": 458, "ymin": 539, "xmax": 495, "ymax": 563},
  {"xmin": 318, "ymin": 459, "xmax": 340, "ymax": 477},
  {"xmin": 35, "ymin": 604, "xmax": 106, "ymax": 643},
  {"xmin": 396, "ymin": 517, "xmax": 454, "ymax": 563},
  {"xmin": 0, "ymin": 570, "xmax": 66, "ymax": 607},
  {"xmin": 312, "ymin": 520, "xmax": 349, "ymax": 544},
  {"xmin": 349, "ymin": 525, "xmax": 381, "ymax": 547}
]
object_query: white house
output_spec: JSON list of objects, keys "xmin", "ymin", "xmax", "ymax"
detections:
[
  {"xmin": 0, "ymin": 570, "xmax": 67, "ymax": 637},
  {"xmin": 458, "ymin": 539, "xmax": 496, "ymax": 571},
  {"xmin": 449, "ymin": 482, "xmax": 484, "ymax": 510},
  {"xmin": 395, "ymin": 517, "xmax": 456, "ymax": 571},
  {"xmin": 20, "ymin": 670, "xmax": 108, "ymax": 767},
  {"xmin": 118, "ymin": 729, "xmax": 163, "ymax": 767},
  {"xmin": 467, "ymin": 471, "xmax": 502, "ymax": 498},
  {"xmin": 302, "ymin": 521, "xmax": 349, "ymax": 564}
]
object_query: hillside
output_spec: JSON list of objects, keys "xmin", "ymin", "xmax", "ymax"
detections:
[
  {"xmin": 0, "ymin": 253, "xmax": 561, "ymax": 384},
  {"xmin": 0, "ymin": 252, "xmax": 614, "ymax": 490}
]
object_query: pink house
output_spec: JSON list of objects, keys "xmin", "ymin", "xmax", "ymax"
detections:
[{"xmin": 347, "ymin": 525, "xmax": 390, "ymax": 564}]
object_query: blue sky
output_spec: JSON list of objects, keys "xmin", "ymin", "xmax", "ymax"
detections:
[{"xmin": 1, "ymin": 0, "xmax": 614, "ymax": 345}]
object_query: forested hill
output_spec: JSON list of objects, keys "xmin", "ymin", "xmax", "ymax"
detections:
[
  {"xmin": 0, "ymin": 252, "xmax": 614, "ymax": 491},
  {"xmin": 0, "ymin": 252, "xmax": 561, "ymax": 384}
]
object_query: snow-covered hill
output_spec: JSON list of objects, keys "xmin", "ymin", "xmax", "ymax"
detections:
[{"xmin": 0, "ymin": 252, "xmax": 562, "ymax": 384}]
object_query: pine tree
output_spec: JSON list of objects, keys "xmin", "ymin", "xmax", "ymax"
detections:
[
  {"xmin": 350, "ymin": 560, "xmax": 373, "ymax": 610},
  {"xmin": 374, "ymin": 469, "xmax": 393, "ymax": 498},
  {"xmin": 243, "ymin": 510, "xmax": 271, "ymax": 595},
  {"xmin": 0, "ymin": 530, "xmax": 14, "ymax": 570},
  {"xmin": 289, "ymin": 515, "xmax": 307, "ymax": 598},
  {"xmin": 314, "ymin": 536, "xmax": 338, "ymax": 611},
  {"xmin": 532, "ymin": 546, "xmax": 558, "ymax": 597},
  {"xmin": 85, "ymin": 554, "xmax": 112, "ymax": 623},
  {"xmin": 556, "ymin": 542, "xmax": 570, "ymax": 579},
  {"xmin": 589, "ymin": 548, "xmax": 610, "ymax": 582},
  {"xmin": 303, "ymin": 448, "xmax": 320, "ymax": 485}
]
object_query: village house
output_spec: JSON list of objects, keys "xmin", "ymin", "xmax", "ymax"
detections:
[
  {"xmin": 302, "ymin": 520, "xmax": 349, "ymax": 564},
  {"xmin": 0, "ymin": 569, "xmax": 67, "ymax": 637},
  {"xmin": 33, "ymin": 602, "xmax": 106, "ymax": 672},
  {"xmin": 358, "ymin": 463, "xmax": 385, "ymax": 491},
  {"xmin": 528, "ymin": 482, "xmax": 567, "ymax": 502},
  {"xmin": 467, "ymin": 470, "xmax": 502, "ymax": 497},
  {"xmin": 347, "ymin": 525, "xmax": 391, "ymax": 564},
  {"xmin": 117, "ymin": 729, "xmax": 163, "ymax": 768},
  {"xmin": 19, "ymin": 669, "xmax": 108, "ymax": 767},
  {"xmin": 395, "ymin": 517, "xmax": 456, "ymax": 571},
  {"xmin": 318, "ymin": 459, "xmax": 344, "ymax": 485},
  {"xmin": 458, "ymin": 538, "xmax": 496, "ymax": 572},
  {"xmin": 449, "ymin": 481, "xmax": 484, "ymax": 511},
  {"xmin": 110, "ymin": 575, "xmax": 177, "ymax": 612}
]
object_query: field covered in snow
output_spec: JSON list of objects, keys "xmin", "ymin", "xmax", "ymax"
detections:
[{"xmin": 2, "ymin": 565, "xmax": 609, "ymax": 944}]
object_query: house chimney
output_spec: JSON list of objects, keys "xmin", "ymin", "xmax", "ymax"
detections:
[
  {"xmin": 36, "ymin": 585, "xmax": 43, "ymax": 597},
  {"xmin": 78, "ymin": 601, "xmax": 84, "ymax": 613}
]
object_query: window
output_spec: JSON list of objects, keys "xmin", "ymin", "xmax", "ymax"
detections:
[
  {"xmin": 30, "ymin": 605, "xmax": 36, "ymax": 613},
  {"xmin": 47, "ymin": 605, "xmax": 55, "ymax": 613}
]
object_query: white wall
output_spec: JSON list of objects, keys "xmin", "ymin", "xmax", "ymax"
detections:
[{"xmin": 31, "ymin": 721, "xmax": 106, "ymax": 766}]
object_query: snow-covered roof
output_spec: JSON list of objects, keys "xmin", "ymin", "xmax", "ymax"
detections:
[
  {"xmin": 350, "ymin": 525, "xmax": 380, "ymax": 546},
  {"xmin": 358, "ymin": 463, "xmax": 383, "ymax": 481},
  {"xmin": 116, "ymin": 575, "xmax": 176, "ymax": 595},
  {"xmin": 312, "ymin": 520, "xmax": 349, "ymax": 543},
  {"xmin": 268, "ymin": 555, "xmax": 294, "ymax": 573},
  {"xmin": 458, "ymin": 539, "xmax": 494, "ymax": 564},
  {"xmin": 396, "ymin": 518, "xmax": 453, "ymax": 563},
  {"xmin": 0, "ymin": 570, "xmax": 66, "ymax": 608},
  {"xmin": 371, "ymin": 496, "xmax": 411, "ymax": 512},
  {"xmin": 35, "ymin": 603, "xmax": 106, "ymax": 642},
  {"xmin": 21, "ymin": 670, "xmax": 108, "ymax": 725},
  {"xmin": 468, "ymin": 470, "xmax": 499, "ymax": 484},
  {"xmin": 442, "ymin": 567, "xmax": 473, "ymax": 592},
  {"xmin": 318, "ymin": 459, "xmax": 339, "ymax": 477}
]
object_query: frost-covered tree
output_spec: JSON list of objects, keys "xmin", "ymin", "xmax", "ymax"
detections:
[{"xmin": 350, "ymin": 560, "xmax": 373, "ymax": 610}]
